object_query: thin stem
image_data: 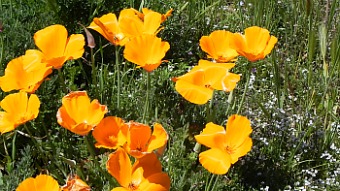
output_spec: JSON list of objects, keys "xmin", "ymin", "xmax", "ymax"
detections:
[
  {"xmin": 115, "ymin": 46, "xmax": 121, "ymax": 110},
  {"xmin": 91, "ymin": 48, "xmax": 98, "ymax": 97},
  {"xmin": 23, "ymin": 124, "xmax": 48, "ymax": 164},
  {"xmin": 237, "ymin": 67, "xmax": 251, "ymax": 114},
  {"xmin": 205, "ymin": 174, "xmax": 216, "ymax": 191},
  {"xmin": 11, "ymin": 131, "xmax": 17, "ymax": 161},
  {"xmin": 206, "ymin": 91, "xmax": 215, "ymax": 123},
  {"xmin": 142, "ymin": 71, "xmax": 151, "ymax": 123}
]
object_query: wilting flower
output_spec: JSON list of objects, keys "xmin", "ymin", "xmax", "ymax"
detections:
[
  {"xmin": 200, "ymin": 30, "xmax": 239, "ymax": 62},
  {"xmin": 92, "ymin": 116, "xmax": 128, "ymax": 149},
  {"xmin": 124, "ymin": 121, "xmax": 168, "ymax": 158},
  {"xmin": 0, "ymin": 92, "xmax": 40, "ymax": 134},
  {"xmin": 124, "ymin": 34, "xmax": 170, "ymax": 72},
  {"xmin": 56, "ymin": 91, "xmax": 108, "ymax": 136},
  {"xmin": 119, "ymin": 9, "xmax": 163, "ymax": 38},
  {"xmin": 34, "ymin": 24, "xmax": 85, "ymax": 69},
  {"xmin": 88, "ymin": 13, "xmax": 127, "ymax": 46},
  {"xmin": 173, "ymin": 60, "xmax": 240, "ymax": 105},
  {"xmin": 230, "ymin": 26, "xmax": 278, "ymax": 62},
  {"xmin": 62, "ymin": 174, "xmax": 91, "ymax": 191},
  {"xmin": 194, "ymin": 115, "xmax": 252, "ymax": 174},
  {"xmin": 107, "ymin": 148, "xmax": 170, "ymax": 191},
  {"xmin": 16, "ymin": 174, "xmax": 60, "ymax": 191},
  {"xmin": 0, "ymin": 50, "xmax": 52, "ymax": 93}
]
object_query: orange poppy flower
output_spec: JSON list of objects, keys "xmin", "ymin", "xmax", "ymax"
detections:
[
  {"xmin": 119, "ymin": 9, "xmax": 163, "ymax": 38},
  {"xmin": 56, "ymin": 91, "xmax": 108, "ymax": 136},
  {"xmin": 107, "ymin": 148, "xmax": 170, "ymax": 191},
  {"xmin": 16, "ymin": 174, "xmax": 60, "ymax": 191},
  {"xmin": 124, "ymin": 34, "xmax": 170, "ymax": 72},
  {"xmin": 230, "ymin": 26, "xmax": 278, "ymax": 62},
  {"xmin": 199, "ymin": 30, "xmax": 239, "ymax": 62},
  {"xmin": 0, "ymin": 50, "xmax": 52, "ymax": 93},
  {"xmin": 62, "ymin": 174, "xmax": 91, "ymax": 191},
  {"xmin": 34, "ymin": 24, "xmax": 85, "ymax": 69},
  {"xmin": 124, "ymin": 121, "xmax": 168, "ymax": 158},
  {"xmin": 173, "ymin": 60, "xmax": 240, "ymax": 105},
  {"xmin": 92, "ymin": 116, "xmax": 128, "ymax": 149},
  {"xmin": 0, "ymin": 92, "xmax": 40, "ymax": 134},
  {"xmin": 88, "ymin": 13, "xmax": 127, "ymax": 46},
  {"xmin": 194, "ymin": 115, "xmax": 253, "ymax": 174}
]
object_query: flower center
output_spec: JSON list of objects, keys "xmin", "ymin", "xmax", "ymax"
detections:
[
  {"xmin": 225, "ymin": 146, "xmax": 235, "ymax": 154},
  {"xmin": 128, "ymin": 183, "xmax": 138, "ymax": 190}
]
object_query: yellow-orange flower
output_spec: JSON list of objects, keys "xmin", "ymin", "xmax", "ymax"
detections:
[
  {"xmin": 173, "ymin": 60, "xmax": 240, "ymax": 105},
  {"xmin": 92, "ymin": 116, "xmax": 128, "ymax": 149},
  {"xmin": 200, "ymin": 30, "xmax": 239, "ymax": 62},
  {"xmin": 230, "ymin": 26, "xmax": 278, "ymax": 62},
  {"xmin": 88, "ymin": 13, "xmax": 127, "ymax": 46},
  {"xmin": 124, "ymin": 121, "xmax": 168, "ymax": 158},
  {"xmin": 107, "ymin": 148, "xmax": 170, "ymax": 191},
  {"xmin": 34, "ymin": 24, "xmax": 85, "ymax": 69},
  {"xmin": 0, "ymin": 92, "xmax": 40, "ymax": 134},
  {"xmin": 16, "ymin": 174, "xmax": 60, "ymax": 191},
  {"xmin": 124, "ymin": 34, "xmax": 170, "ymax": 72},
  {"xmin": 0, "ymin": 50, "xmax": 52, "ymax": 93},
  {"xmin": 119, "ymin": 9, "xmax": 163, "ymax": 38},
  {"xmin": 194, "ymin": 115, "xmax": 253, "ymax": 174},
  {"xmin": 62, "ymin": 174, "xmax": 91, "ymax": 191},
  {"xmin": 56, "ymin": 91, "xmax": 108, "ymax": 136}
]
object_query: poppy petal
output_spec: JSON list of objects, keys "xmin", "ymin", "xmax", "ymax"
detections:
[
  {"xmin": 16, "ymin": 174, "xmax": 60, "ymax": 191},
  {"xmin": 132, "ymin": 153, "xmax": 162, "ymax": 178},
  {"xmin": 138, "ymin": 172, "xmax": 171, "ymax": 191},
  {"xmin": 64, "ymin": 34, "xmax": 85, "ymax": 61},
  {"xmin": 263, "ymin": 36, "xmax": 278, "ymax": 57},
  {"xmin": 225, "ymin": 115, "xmax": 252, "ymax": 149},
  {"xmin": 147, "ymin": 123, "xmax": 168, "ymax": 153},
  {"xmin": 175, "ymin": 79, "xmax": 213, "ymax": 105},
  {"xmin": 230, "ymin": 137, "xmax": 252, "ymax": 164},
  {"xmin": 199, "ymin": 148, "xmax": 231, "ymax": 175},
  {"xmin": 107, "ymin": 148, "xmax": 131, "ymax": 188}
]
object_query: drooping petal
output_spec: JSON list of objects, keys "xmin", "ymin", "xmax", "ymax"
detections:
[
  {"xmin": 16, "ymin": 174, "xmax": 60, "ymax": 191},
  {"xmin": 175, "ymin": 79, "xmax": 213, "ymax": 105},
  {"xmin": 93, "ymin": 116, "xmax": 128, "ymax": 149},
  {"xmin": 194, "ymin": 122, "xmax": 226, "ymax": 150},
  {"xmin": 198, "ymin": 148, "xmax": 231, "ymax": 175},
  {"xmin": 107, "ymin": 148, "xmax": 132, "ymax": 188},
  {"xmin": 147, "ymin": 123, "xmax": 168, "ymax": 152}
]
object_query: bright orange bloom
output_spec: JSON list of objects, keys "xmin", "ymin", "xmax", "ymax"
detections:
[
  {"xmin": 16, "ymin": 174, "xmax": 60, "ymax": 191},
  {"xmin": 194, "ymin": 115, "xmax": 253, "ymax": 174},
  {"xmin": 56, "ymin": 91, "xmax": 108, "ymax": 136},
  {"xmin": 107, "ymin": 148, "xmax": 170, "ymax": 191},
  {"xmin": 92, "ymin": 116, "xmax": 128, "ymax": 149},
  {"xmin": 124, "ymin": 121, "xmax": 168, "ymax": 158},
  {"xmin": 0, "ymin": 92, "xmax": 40, "ymax": 134},
  {"xmin": 230, "ymin": 26, "xmax": 278, "ymax": 62},
  {"xmin": 173, "ymin": 60, "xmax": 240, "ymax": 105},
  {"xmin": 62, "ymin": 174, "xmax": 91, "ymax": 191},
  {"xmin": 119, "ymin": 9, "xmax": 163, "ymax": 38},
  {"xmin": 200, "ymin": 30, "xmax": 239, "ymax": 62},
  {"xmin": 124, "ymin": 34, "xmax": 170, "ymax": 72},
  {"xmin": 34, "ymin": 24, "xmax": 85, "ymax": 69},
  {"xmin": 88, "ymin": 13, "xmax": 127, "ymax": 46},
  {"xmin": 0, "ymin": 50, "xmax": 52, "ymax": 93}
]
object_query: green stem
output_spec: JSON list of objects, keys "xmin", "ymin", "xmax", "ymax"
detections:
[
  {"xmin": 206, "ymin": 91, "xmax": 215, "ymax": 123},
  {"xmin": 23, "ymin": 124, "xmax": 48, "ymax": 164},
  {"xmin": 11, "ymin": 131, "xmax": 17, "ymax": 161},
  {"xmin": 115, "ymin": 46, "xmax": 121, "ymax": 110},
  {"xmin": 58, "ymin": 69, "xmax": 68, "ymax": 94},
  {"xmin": 237, "ymin": 67, "xmax": 251, "ymax": 114},
  {"xmin": 142, "ymin": 71, "xmax": 151, "ymax": 123},
  {"xmin": 91, "ymin": 48, "xmax": 98, "ymax": 97},
  {"xmin": 205, "ymin": 174, "xmax": 216, "ymax": 191}
]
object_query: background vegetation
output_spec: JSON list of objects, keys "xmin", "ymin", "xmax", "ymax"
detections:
[{"xmin": 0, "ymin": 0, "xmax": 339, "ymax": 190}]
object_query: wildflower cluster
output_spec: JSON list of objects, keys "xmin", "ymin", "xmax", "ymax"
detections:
[{"xmin": 0, "ymin": 4, "xmax": 279, "ymax": 191}]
